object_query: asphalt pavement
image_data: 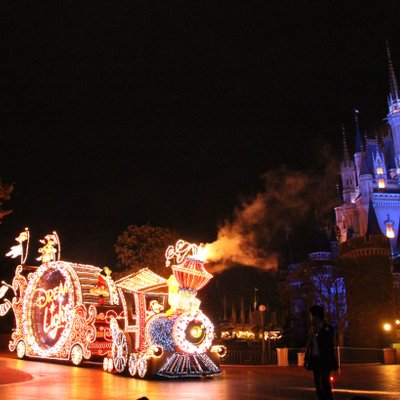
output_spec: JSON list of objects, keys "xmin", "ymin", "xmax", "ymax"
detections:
[{"xmin": 0, "ymin": 352, "xmax": 400, "ymax": 400}]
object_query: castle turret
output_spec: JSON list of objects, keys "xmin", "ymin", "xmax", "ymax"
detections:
[
  {"xmin": 358, "ymin": 138, "xmax": 374, "ymax": 203},
  {"xmin": 340, "ymin": 220, "xmax": 393, "ymax": 347},
  {"xmin": 372, "ymin": 144, "xmax": 388, "ymax": 189}
]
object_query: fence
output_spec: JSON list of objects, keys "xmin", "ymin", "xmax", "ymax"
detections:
[
  {"xmin": 221, "ymin": 349, "xmax": 278, "ymax": 365},
  {"xmin": 337, "ymin": 346, "xmax": 383, "ymax": 364},
  {"xmin": 221, "ymin": 346, "xmax": 385, "ymax": 366}
]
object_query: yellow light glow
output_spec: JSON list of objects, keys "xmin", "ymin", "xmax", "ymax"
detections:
[
  {"xmin": 190, "ymin": 326, "xmax": 202, "ymax": 338},
  {"xmin": 386, "ymin": 225, "xmax": 395, "ymax": 238},
  {"xmin": 377, "ymin": 167, "xmax": 384, "ymax": 175},
  {"xmin": 378, "ymin": 179, "xmax": 386, "ymax": 189},
  {"xmin": 193, "ymin": 244, "xmax": 208, "ymax": 262},
  {"xmin": 383, "ymin": 323, "xmax": 392, "ymax": 332},
  {"xmin": 166, "ymin": 274, "xmax": 179, "ymax": 317},
  {"xmin": 396, "ymin": 320, "xmax": 400, "ymax": 325}
]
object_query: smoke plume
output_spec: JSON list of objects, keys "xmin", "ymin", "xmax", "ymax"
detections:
[{"xmin": 205, "ymin": 159, "xmax": 338, "ymax": 273}]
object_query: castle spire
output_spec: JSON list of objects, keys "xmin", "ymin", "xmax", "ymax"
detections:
[
  {"xmin": 366, "ymin": 200, "xmax": 383, "ymax": 237},
  {"xmin": 341, "ymin": 125, "xmax": 356, "ymax": 203},
  {"xmin": 342, "ymin": 125, "xmax": 350, "ymax": 162},
  {"xmin": 335, "ymin": 183, "xmax": 342, "ymax": 206},
  {"xmin": 386, "ymin": 41, "xmax": 399, "ymax": 103},
  {"xmin": 354, "ymin": 109, "xmax": 363, "ymax": 152}
]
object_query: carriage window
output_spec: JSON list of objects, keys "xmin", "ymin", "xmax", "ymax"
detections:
[{"xmin": 123, "ymin": 293, "xmax": 137, "ymax": 325}]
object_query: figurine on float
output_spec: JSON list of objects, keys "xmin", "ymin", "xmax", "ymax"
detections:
[
  {"xmin": 0, "ymin": 230, "xmax": 226, "ymax": 379},
  {"xmin": 6, "ymin": 228, "xmax": 29, "ymax": 262},
  {"xmin": 37, "ymin": 232, "xmax": 59, "ymax": 262}
]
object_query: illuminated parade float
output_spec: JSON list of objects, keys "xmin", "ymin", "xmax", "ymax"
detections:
[{"xmin": 0, "ymin": 231, "xmax": 226, "ymax": 379}]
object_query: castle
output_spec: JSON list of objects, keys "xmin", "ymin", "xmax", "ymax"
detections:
[
  {"xmin": 287, "ymin": 45, "xmax": 400, "ymax": 349},
  {"xmin": 335, "ymin": 45, "xmax": 400, "ymax": 255},
  {"xmin": 335, "ymin": 44, "xmax": 400, "ymax": 347}
]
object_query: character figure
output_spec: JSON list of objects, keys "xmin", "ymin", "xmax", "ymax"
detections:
[
  {"xmin": 37, "ymin": 234, "xmax": 58, "ymax": 263},
  {"xmin": 6, "ymin": 229, "xmax": 29, "ymax": 263},
  {"xmin": 90, "ymin": 269, "xmax": 111, "ymax": 302},
  {"xmin": 166, "ymin": 275, "xmax": 180, "ymax": 317}
]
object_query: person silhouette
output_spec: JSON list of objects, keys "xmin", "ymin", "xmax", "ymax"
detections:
[{"xmin": 304, "ymin": 305, "xmax": 338, "ymax": 400}]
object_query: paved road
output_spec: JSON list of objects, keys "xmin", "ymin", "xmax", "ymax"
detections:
[{"xmin": 1, "ymin": 353, "xmax": 400, "ymax": 399}]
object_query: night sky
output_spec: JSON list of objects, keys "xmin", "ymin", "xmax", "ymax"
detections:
[{"xmin": 1, "ymin": 2, "xmax": 400, "ymax": 267}]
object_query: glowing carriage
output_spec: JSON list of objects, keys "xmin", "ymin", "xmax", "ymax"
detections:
[{"xmin": 0, "ymin": 232, "xmax": 226, "ymax": 378}]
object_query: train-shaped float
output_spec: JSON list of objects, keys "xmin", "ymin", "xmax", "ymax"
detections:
[{"xmin": 0, "ymin": 230, "xmax": 226, "ymax": 379}]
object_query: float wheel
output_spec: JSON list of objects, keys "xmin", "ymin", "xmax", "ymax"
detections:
[
  {"xmin": 137, "ymin": 355, "xmax": 149, "ymax": 378},
  {"xmin": 128, "ymin": 353, "xmax": 138, "ymax": 377},
  {"xmin": 71, "ymin": 344, "xmax": 84, "ymax": 366},
  {"xmin": 16, "ymin": 340, "xmax": 26, "ymax": 359},
  {"xmin": 112, "ymin": 331, "xmax": 128, "ymax": 373}
]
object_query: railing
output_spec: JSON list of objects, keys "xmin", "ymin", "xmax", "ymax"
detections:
[
  {"xmin": 221, "ymin": 349, "xmax": 277, "ymax": 365},
  {"xmin": 337, "ymin": 346, "xmax": 383, "ymax": 364},
  {"xmin": 220, "ymin": 346, "xmax": 386, "ymax": 366}
]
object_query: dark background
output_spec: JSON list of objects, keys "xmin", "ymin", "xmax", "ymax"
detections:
[{"xmin": 1, "ymin": 2, "xmax": 400, "ymax": 267}]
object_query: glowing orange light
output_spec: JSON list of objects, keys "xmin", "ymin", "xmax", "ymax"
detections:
[
  {"xmin": 193, "ymin": 243, "xmax": 208, "ymax": 262},
  {"xmin": 386, "ymin": 224, "xmax": 395, "ymax": 238},
  {"xmin": 190, "ymin": 326, "xmax": 202, "ymax": 338},
  {"xmin": 383, "ymin": 323, "xmax": 392, "ymax": 332},
  {"xmin": 386, "ymin": 227, "xmax": 395, "ymax": 238},
  {"xmin": 378, "ymin": 179, "xmax": 386, "ymax": 188}
]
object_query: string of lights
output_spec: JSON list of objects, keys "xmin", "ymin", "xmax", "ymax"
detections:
[{"xmin": 1, "ymin": 235, "xmax": 226, "ymax": 378}]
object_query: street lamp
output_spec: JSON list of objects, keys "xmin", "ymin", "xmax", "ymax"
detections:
[
  {"xmin": 383, "ymin": 323, "xmax": 392, "ymax": 332},
  {"xmin": 259, "ymin": 305, "xmax": 266, "ymax": 364},
  {"xmin": 382, "ymin": 322, "xmax": 395, "ymax": 349},
  {"xmin": 259, "ymin": 304, "xmax": 267, "ymax": 364}
]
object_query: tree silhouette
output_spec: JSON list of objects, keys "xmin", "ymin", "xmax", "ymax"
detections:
[
  {"xmin": 114, "ymin": 224, "xmax": 178, "ymax": 278},
  {"xmin": 0, "ymin": 178, "xmax": 13, "ymax": 222}
]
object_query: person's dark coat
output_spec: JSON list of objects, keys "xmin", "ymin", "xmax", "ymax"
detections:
[{"xmin": 304, "ymin": 321, "xmax": 338, "ymax": 371}]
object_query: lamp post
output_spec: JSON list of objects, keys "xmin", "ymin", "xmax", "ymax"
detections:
[
  {"xmin": 382, "ymin": 322, "xmax": 396, "ymax": 348},
  {"xmin": 259, "ymin": 304, "xmax": 266, "ymax": 364},
  {"xmin": 382, "ymin": 322, "xmax": 397, "ymax": 364},
  {"xmin": 383, "ymin": 322, "xmax": 394, "ymax": 341}
]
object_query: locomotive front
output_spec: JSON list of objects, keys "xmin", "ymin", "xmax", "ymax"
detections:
[
  {"xmin": 107, "ymin": 241, "xmax": 226, "ymax": 379},
  {"xmin": 143, "ymin": 256, "xmax": 226, "ymax": 378}
]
